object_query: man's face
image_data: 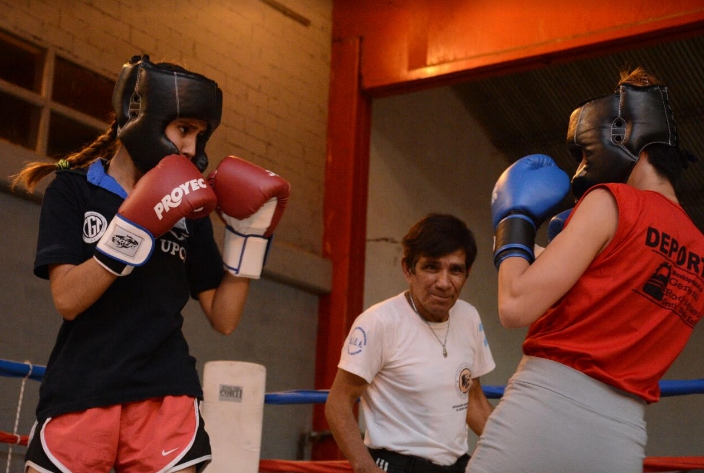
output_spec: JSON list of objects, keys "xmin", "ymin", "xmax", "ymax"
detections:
[{"xmin": 404, "ymin": 249, "xmax": 469, "ymax": 323}]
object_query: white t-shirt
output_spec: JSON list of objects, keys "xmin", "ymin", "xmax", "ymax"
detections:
[{"xmin": 338, "ymin": 292, "xmax": 495, "ymax": 465}]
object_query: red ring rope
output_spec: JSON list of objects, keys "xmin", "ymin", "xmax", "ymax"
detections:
[{"xmin": 1, "ymin": 434, "xmax": 702, "ymax": 473}]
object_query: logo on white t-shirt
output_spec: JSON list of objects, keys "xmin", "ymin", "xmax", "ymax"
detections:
[
  {"xmin": 347, "ymin": 326, "xmax": 367, "ymax": 355},
  {"xmin": 456, "ymin": 364, "xmax": 472, "ymax": 397}
]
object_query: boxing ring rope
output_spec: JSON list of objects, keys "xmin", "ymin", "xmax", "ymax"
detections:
[{"xmin": 2, "ymin": 358, "xmax": 703, "ymax": 473}]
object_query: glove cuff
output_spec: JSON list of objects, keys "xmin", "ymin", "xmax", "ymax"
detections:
[
  {"xmin": 222, "ymin": 226, "xmax": 272, "ymax": 279},
  {"xmin": 94, "ymin": 215, "xmax": 155, "ymax": 276},
  {"xmin": 493, "ymin": 214, "xmax": 537, "ymax": 269}
]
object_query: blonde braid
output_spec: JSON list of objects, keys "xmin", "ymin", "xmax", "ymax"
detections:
[{"xmin": 11, "ymin": 119, "xmax": 119, "ymax": 193}]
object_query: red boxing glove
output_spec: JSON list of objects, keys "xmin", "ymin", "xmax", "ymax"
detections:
[
  {"xmin": 209, "ymin": 156, "xmax": 290, "ymax": 278},
  {"xmin": 95, "ymin": 154, "xmax": 217, "ymax": 276}
]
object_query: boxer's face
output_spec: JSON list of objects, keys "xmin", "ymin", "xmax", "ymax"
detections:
[
  {"xmin": 404, "ymin": 249, "xmax": 468, "ymax": 323},
  {"xmin": 567, "ymin": 92, "xmax": 639, "ymax": 199},
  {"xmin": 570, "ymin": 142, "xmax": 636, "ymax": 199},
  {"xmin": 164, "ymin": 118, "xmax": 208, "ymax": 160}
]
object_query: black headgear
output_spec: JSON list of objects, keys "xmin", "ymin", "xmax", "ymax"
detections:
[
  {"xmin": 113, "ymin": 55, "xmax": 223, "ymax": 173},
  {"xmin": 566, "ymin": 83, "xmax": 679, "ymax": 199}
]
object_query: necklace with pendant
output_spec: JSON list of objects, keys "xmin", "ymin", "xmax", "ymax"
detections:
[{"xmin": 408, "ymin": 292, "xmax": 449, "ymax": 358}]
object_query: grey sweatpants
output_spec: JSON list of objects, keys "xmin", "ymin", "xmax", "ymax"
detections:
[{"xmin": 466, "ymin": 356, "xmax": 647, "ymax": 473}]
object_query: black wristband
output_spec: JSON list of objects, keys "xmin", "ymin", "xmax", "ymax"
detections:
[
  {"xmin": 493, "ymin": 213, "xmax": 537, "ymax": 269},
  {"xmin": 93, "ymin": 250, "xmax": 133, "ymax": 276}
]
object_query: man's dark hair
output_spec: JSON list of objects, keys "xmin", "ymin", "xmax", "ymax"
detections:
[{"xmin": 402, "ymin": 214, "xmax": 477, "ymax": 273}]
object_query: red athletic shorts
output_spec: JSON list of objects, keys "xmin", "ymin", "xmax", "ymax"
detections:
[{"xmin": 25, "ymin": 396, "xmax": 212, "ymax": 473}]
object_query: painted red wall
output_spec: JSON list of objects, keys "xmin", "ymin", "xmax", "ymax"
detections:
[{"xmin": 334, "ymin": 0, "xmax": 704, "ymax": 94}]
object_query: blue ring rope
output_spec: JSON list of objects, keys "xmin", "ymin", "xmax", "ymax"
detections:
[
  {"xmin": 2, "ymin": 358, "xmax": 702, "ymax": 402},
  {"xmin": 0, "ymin": 359, "xmax": 45, "ymax": 382}
]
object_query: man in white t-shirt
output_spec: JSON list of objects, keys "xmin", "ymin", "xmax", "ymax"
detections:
[{"xmin": 325, "ymin": 214, "xmax": 495, "ymax": 473}]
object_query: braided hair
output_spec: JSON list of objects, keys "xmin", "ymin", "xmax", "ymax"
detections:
[{"xmin": 11, "ymin": 118, "xmax": 119, "ymax": 193}]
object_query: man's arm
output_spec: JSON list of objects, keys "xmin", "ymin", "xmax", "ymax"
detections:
[
  {"xmin": 466, "ymin": 377, "xmax": 494, "ymax": 436},
  {"xmin": 325, "ymin": 369, "xmax": 384, "ymax": 473}
]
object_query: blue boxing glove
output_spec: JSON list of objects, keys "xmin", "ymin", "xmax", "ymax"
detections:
[
  {"xmin": 547, "ymin": 208, "xmax": 573, "ymax": 243},
  {"xmin": 491, "ymin": 154, "xmax": 570, "ymax": 268}
]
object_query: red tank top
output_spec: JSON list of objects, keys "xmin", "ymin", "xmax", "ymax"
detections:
[{"xmin": 524, "ymin": 183, "xmax": 704, "ymax": 403}]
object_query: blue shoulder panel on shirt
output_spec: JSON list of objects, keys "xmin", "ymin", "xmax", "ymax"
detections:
[{"xmin": 87, "ymin": 160, "xmax": 128, "ymax": 198}]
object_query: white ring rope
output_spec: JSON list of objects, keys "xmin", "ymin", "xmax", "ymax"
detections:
[{"xmin": 5, "ymin": 361, "xmax": 32, "ymax": 473}]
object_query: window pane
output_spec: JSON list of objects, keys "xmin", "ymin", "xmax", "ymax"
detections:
[
  {"xmin": 0, "ymin": 90, "xmax": 40, "ymax": 149},
  {"xmin": 47, "ymin": 112, "xmax": 102, "ymax": 158},
  {"xmin": 53, "ymin": 57, "xmax": 114, "ymax": 122},
  {"xmin": 0, "ymin": 30, "xmax": 44, "ymax": 93}
]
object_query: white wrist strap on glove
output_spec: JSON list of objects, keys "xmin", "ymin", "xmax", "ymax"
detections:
[
  {"xmin": 222, "ymin": 199, "xmax": 277, "ymax": 279},
  {"xmin": 94, "ymin": 215, "xmax": 155, "ymax": 276}
]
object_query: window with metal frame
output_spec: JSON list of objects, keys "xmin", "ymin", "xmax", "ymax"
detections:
[{"xmin": 0, "ymin": 29, "xmax": 114, "ymax": 162}]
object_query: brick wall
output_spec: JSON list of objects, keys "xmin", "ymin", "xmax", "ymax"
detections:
[{"xmin": 0, "ymin": 0, "xmax": 331, "ymax": 254}]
